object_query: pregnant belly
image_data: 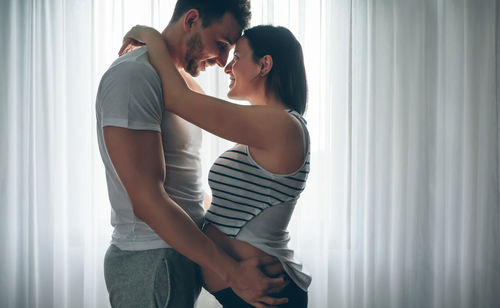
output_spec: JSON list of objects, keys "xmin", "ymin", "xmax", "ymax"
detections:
[{"xmin": 202, "ymin": 223, "xmax": 269, "ymax": 292}]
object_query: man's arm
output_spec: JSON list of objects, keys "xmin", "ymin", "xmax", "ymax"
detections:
[{"xmin": 103, "ymin": 126, "xmax": 288, "ymax": 307}]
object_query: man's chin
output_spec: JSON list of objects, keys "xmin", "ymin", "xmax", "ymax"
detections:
[
  {"xmin": 186, "ymin": 66, "xmax": 200, "ymax": 77},
  {"xmin": 185, "ymin": 61, "xmax": 199, "ymax": 77}
]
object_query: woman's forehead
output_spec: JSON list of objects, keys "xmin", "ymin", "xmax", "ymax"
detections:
[{"xmin": 235, "ymin": 36, "xmax": 250, "ymax": 50}]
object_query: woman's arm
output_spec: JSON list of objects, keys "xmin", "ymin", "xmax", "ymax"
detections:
[
  {"xmin": 179, "ymin": 69, "xmax": 205, "ymax": 94},
  {"xmin": 122, "ymin": 26, "xmax": 299, "ymax": 151}
]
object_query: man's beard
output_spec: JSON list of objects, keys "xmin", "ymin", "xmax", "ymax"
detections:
[{"xmin": 184, "ymin": 33, "xmax": 203, "ymax": 77}]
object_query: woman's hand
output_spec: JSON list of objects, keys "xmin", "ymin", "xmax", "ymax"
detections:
[
  {"xmin": 118, "ymin": 24, "xmax": 190, "ymax": 112},
  {"xmin": 118, "ymin": 25, "xmax": 162, "ymax": 56}
]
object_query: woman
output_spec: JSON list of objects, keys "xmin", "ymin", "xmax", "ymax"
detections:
[{"xmin": 122, "ymin": 24, "xmax": 310, "ymax": 308}]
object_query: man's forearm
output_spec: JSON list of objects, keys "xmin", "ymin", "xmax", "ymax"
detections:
[
  {"xmin": 103, "ymin": 108, "xmax": 288, "ymax": 307},
  {"xmin": 132, "ymin": 187, "xmax": 238, "ymax": 284}
]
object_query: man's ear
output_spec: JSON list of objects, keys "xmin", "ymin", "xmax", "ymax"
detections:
[
  {"xmin": 183, "ymin": 9, "xmax": 200, "ymax": 32},
  {"xmin": 259, "ymin": 55, "xmax": 273, "ymax": 77}
]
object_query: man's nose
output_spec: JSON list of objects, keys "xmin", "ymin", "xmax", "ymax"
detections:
[{"xmin": 216, "ymin": 51, "xmax": 229, "ymax": 68}]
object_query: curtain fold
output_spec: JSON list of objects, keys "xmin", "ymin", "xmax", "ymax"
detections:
[
  {"xmin": 1, "ymin": 1, "xmax": 110, "ymax": 307},
  {"xmin": 347, "ymin": 1, "xmax": 500, "ymax": 307},
  {"xmin": 1, "ymin": 1, "xmax": 499, "ymax": 308}
]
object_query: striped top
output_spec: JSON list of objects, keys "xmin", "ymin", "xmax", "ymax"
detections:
[{"xmin": 205, "ymin": 110, "xmax": 312, "ymax": 291}]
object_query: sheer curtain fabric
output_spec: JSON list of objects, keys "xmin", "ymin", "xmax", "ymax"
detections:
[{"xmin": 0, "ymin": 1, "xmax": 498, "ymax": 308}]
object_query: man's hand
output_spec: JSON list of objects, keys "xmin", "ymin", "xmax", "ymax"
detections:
[
  {"xmin": 261, "ymin": 258, "xmax": 286, "ymax": 278},
  {"xmin": 229, "ymin": 256, "xmax": 289, "ymax": 308}
]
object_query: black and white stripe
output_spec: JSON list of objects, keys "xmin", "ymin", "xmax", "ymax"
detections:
[{"xmin": 206, "ymin": 117, "xmax": 310, "ymax": 237}]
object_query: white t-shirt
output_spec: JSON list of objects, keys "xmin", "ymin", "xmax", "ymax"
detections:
[{"xmin": 96, "ymin": 47, "xmax": 205, "ymax": 251}]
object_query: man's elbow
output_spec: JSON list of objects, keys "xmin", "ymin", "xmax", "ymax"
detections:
[
  {"xmin": 131, "ymin": 202, "xmax": 149, "ymax": 221},
  {"xmin": 123, "ymin": 179, "xmax": 169, "ymax": 222},
  {"xmin": 127, "ymin": 200, "xmax": 150, "ymax": 224},
  {"xmin": 129, "ymin": 192, "xmax": 159, "ymax": 222}
]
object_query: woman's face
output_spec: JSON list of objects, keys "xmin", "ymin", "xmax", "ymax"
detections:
[{"xmin": 224, "ymin": 37, "xmax": 261, "ymax": 101}]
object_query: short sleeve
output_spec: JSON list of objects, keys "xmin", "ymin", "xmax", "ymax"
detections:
[{"xmin": 97, "ymin": 61, "xmax": 163, "ymax": 132}]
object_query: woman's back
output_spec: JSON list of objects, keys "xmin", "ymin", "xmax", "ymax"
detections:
[{"xmin": 202, "ymin": 110, "xmax": 311, "ymax": 293}]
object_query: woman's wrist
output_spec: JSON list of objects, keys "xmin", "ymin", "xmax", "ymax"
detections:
[{"xmin": 143, "ymin": 29, "xmax": 162, "ymax": 44}]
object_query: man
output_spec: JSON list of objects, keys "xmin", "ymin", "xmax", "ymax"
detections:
[{"xmin": 95, "ymin": 0, "xmax": 287, "ymax": 307}]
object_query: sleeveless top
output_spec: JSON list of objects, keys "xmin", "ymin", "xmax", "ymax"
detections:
[{"xmin": 205, "ymin": 110, "xmax": 311, "ymax": 291}]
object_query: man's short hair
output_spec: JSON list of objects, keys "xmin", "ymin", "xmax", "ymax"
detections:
[{"xmin": 170, "ymin": 0, "xmax": 251, "ymax": 30}]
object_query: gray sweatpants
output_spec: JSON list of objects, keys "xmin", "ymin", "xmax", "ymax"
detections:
[{"xmin": 104, "ymin": 245, "xmax": 201, "ymax": 308}]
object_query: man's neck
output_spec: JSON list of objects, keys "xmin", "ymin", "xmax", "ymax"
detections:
[{"xmin": 161, "ymin": 24, "xmax": 184, "ymax": 69}]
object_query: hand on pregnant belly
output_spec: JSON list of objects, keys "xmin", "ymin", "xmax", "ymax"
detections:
[{"xmin": 230, "ymin": 255, "xmax": 290, "ymax": 307}]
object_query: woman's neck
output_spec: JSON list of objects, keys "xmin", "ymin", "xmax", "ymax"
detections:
[{"xmin": 249, "ymin": 92, "xmax": 286, "ymax": 110}]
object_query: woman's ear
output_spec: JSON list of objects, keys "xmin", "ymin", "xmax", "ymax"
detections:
[
  {"xmin": 183, "ymin": 9, "xmax": 200, "ymax": 32},
  {"xmin": 259, "ymin": 55, "xmax": 273, "ymax": 77}
]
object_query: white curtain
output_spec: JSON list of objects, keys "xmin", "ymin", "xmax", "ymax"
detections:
[
  {"xmin": 343, "ymin": 1, "xmax": 500, "ymax": 307},
  {"xmin": 1, "ymin": 1, "xmax": 499, "ymax": 308}
]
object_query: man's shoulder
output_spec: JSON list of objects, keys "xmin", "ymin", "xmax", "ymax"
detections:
[
  {"xmin": 104, "ymin": 47, "xmax": 160, "ymax": 83},
  {"xmin": 96, "ymin": 47, "xmax": 164, "ymax": 113}
]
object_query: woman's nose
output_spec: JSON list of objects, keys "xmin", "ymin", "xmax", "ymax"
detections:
[{"xmin": 224, "ymin": 59, "xmax": 234, "ymax": 74}]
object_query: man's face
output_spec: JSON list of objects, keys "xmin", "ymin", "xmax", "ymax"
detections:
[{"xmin": 183, "ymin": 12, "xmax": 242, "ymax": 77}]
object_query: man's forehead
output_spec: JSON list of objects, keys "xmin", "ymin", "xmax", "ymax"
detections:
[
  {"xmin": 210, "ymin": 12, "xmax": 242, "ymax": 45},
  {"xmin": 223, "ymin": 32, "xmax": 240, "ymax": 46}
]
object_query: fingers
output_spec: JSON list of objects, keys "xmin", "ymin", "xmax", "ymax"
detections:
[
  {"xmin": 119, "ymin": 43, "xmax": 134, "ymax": 57},
  {"xmin": 265, "ymin": 276, "xmax": 289, "ymax": 294},
  {"xmin": 266, "ymin": 274, "xmax": 290, "ymax": 294},
  {"xmin": 266, "ymin": 278, "xmax": 290, "ymax": 294},
  {"xmin": 123, "ymin": 26, "xmax": 142, "ymax": 43},
  {"xmin": 261, "ymin": 262, "xmax": 285, "ymax": 277},
  {"xmin": 125, "ymin": 25, "xmax": 161, "ymax": 44},
  {"xmin": 238, "ymin": 255, "xmax": 278, "ymax": 269},
  {"xmin": 119, "ymin": 25, "xmax": 149, "ymax": 56},
  {"xmin": 252, "ymin": 296, "xmax": 289, "ymax": 308},
  {"xmin": 253, "ymin": 303, "xmax": 276, "ymax": 308},
  {"xmin": 259, "ymin": 296, "xmax": 289, "ymax": 306},
  {"xmin": 118, "ymin": 39, "xmax": 145, "ymax": 56},
  {"xmin": 256, "ymin": 255, "xmax": 281, "ymax": 266},
  {"xmin": 118, "ymin": 39, "xmax": 131, "ymax": 56},
  {"xmin": 253, "ymin": 303, "xmax": 275, "ymax": 308}
]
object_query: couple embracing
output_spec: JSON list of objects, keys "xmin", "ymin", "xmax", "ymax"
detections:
[{"xmin": 96, "ymin": 1, "xmax": 310, "ymax": 307}]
